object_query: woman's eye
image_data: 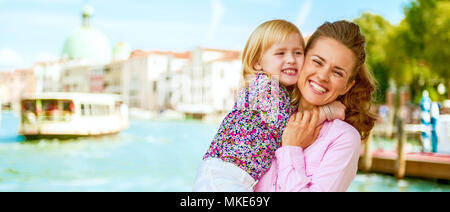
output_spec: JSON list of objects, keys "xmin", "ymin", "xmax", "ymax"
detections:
[
  {"xmin": 334, "ymin": 71, "xmax": 343, "ymax": 77},
  {"xmin": 313, "ymin": 60, "xmax": 321, "ymax": 66}
]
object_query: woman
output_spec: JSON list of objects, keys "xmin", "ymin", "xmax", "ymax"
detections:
[{"xmin": 254, "ymin": 20, "xmax": 378, "ymax": 192}]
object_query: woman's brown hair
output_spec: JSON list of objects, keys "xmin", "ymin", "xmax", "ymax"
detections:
[{"xmin": 295, "ymin": 20, "xmax": 378, "ymax": 142}]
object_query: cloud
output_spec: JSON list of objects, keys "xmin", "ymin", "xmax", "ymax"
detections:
[
  {"xmin": 295, "ymin": 0, "xmax": 312, "ymax": 28},
  {"xmin": 0, "ymin": 48, "xmax": 26, "ymax": 71},
  {"xmin": 204, "ymin": 0, "xmax": 225, "ymax": 47}
]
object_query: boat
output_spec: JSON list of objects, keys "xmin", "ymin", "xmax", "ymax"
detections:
[{"xmin": 18, "ymin": 92, "xmax": 129, "ymax": 140}]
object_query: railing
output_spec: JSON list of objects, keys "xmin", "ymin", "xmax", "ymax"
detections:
[{"xmin": 22, "ymin": 112, "xmax": 73, "ymax": 123}]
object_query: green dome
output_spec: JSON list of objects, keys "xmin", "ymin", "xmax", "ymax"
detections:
[
  {"xmin": 61, "ymin": 6, "xmax": 111, "ymax": 64},
  {"xmin": 112, "ymin": 41, "xmax": 131, "ymax": 61}
]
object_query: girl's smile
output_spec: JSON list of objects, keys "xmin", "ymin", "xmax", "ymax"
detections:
[{"xmin": 253, "ymin": 33, "xmax": 305, "ymax": 86}]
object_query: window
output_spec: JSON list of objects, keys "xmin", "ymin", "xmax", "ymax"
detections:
[{"xmin": 81, "ymin": 104, "xmax": 85, "ymax": 116}]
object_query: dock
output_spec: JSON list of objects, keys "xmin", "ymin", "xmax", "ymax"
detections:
[
  {"xmin": 359, "ymin": 121, "xmax": 450, "ymax": 181},
  {"xmin": 358, "ymin": 150, "xmax": 450, "ymax": 180}
]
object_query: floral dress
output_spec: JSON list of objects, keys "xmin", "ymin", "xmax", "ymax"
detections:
[{"xmin": 203, "ymin": 72, "xmax": 295, "ymax": 181}]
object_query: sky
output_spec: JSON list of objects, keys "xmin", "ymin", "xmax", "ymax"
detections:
[{"xmin": 0, "ymin": 0, "xmax": 412, "ymax": 71}]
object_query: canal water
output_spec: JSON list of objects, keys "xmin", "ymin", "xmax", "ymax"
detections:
[{"xmin": 1, "ymin": 111, "xmax": 449, "ymax": 192}]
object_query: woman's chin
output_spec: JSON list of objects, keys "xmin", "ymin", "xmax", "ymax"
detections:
[{"xmin": 302, "ymin": 94, "xmax": 328, "ymax": 106}]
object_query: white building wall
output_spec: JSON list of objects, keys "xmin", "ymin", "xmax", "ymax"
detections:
[
  {"xmin": 206, "ymin": 60, "xmax": 242, "ymax": 113},
  {"xmin": 175, "ymin": 48, "xmax": 241, "ymax": 116},
  {"xmin": 20, "ymin": 48, "xmax": 241, "ymax": 117}
]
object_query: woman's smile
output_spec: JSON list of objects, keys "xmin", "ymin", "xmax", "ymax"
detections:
[
  {"xmin": 298, "ymin": 37, "xmax": 356, "ymax": 106},
  {"xmin": 308, "ymin": 80, "xmax": 328, "ymax": 94}
]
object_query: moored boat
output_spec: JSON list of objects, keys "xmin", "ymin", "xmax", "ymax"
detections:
[{"xmin": 19, "ymin": 92, "xmax": 129, "ymax": 139}]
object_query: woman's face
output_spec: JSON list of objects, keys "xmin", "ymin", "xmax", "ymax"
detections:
[{"xmin": 298, "ymin": 37, "xmax": 356, "ymax": 106}]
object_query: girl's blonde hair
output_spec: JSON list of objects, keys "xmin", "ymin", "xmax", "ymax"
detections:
[
  {"xmin": 241, "ymin": 19, "xmax": 305, "ymax": 103},
  {"xmin": 292, "ymin": 20, "xmax": 378, "ymax": 142}
]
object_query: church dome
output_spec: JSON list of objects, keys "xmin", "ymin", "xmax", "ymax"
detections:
[
  {"xmin": 61, "ymin": 6, "xmax": 111, "ymax": 64},
  {"xmin": 112, "ymin": 41, "xmax": 131, "ymax": 61}
]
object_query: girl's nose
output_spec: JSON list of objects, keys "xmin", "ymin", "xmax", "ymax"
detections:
[{"xmin": 286, "ymin": 53, "xmax": 296, "ymax": 64}]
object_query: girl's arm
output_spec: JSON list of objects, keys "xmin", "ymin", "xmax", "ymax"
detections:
[
  {"xmin": 317, "ymin": 101, "xmax": 346, "ymax": 126},
  {"xmin": 246, "ymin": 73, "xmax": 290, "ymax": 139}
]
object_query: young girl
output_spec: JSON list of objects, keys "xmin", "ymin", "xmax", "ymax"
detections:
[{"xmin": 192, "ymin": 19, "xmax": 345, "ymax": 192}]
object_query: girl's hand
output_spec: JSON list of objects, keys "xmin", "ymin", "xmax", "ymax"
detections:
[
  {"xmin": 282, "ymin": 107, "xmax": 322, "ymax": 149},
  {"xmin": 326, "ymin": 101, "xmax": 346, "ymax": 121}
]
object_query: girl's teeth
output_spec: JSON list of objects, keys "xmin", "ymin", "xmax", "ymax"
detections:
[
  {"xmin": 283, "ymin": 69, "xmax": 296, "ymax": 74},
  {"xmin": 310, "ymin": 81, "xmax": 326, "ymax": 93}
]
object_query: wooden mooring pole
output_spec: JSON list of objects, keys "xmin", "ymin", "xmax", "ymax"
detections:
[
  {"xmin": 362, "ymin": 130, "xmax": 373, "ymax": 172},
  {"xmin": 395, "ymin": 88, "xmax": 408, "ymax": 179},
  {"xmin": 395, "ymin": 117, "xmax": 406, "ymax": 179}
]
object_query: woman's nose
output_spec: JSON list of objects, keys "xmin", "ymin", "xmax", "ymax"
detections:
[{"xmin": 316, "ymin": 67, "xmax": 330, "ymax": 82}]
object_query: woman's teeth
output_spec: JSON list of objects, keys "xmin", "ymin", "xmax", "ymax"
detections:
[{"xmin": 310, "ymin": 81, "xmax": 327, "ymax": 93}]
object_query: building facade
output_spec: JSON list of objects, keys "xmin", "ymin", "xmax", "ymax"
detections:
[{"xmin": 1, "ymin": 6, "xmax": 244, "ymax": 119}]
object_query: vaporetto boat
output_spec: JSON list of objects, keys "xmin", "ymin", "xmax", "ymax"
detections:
[{"xmin": 19, "ymin": 92, "xmax": 129, "ymax": 140}]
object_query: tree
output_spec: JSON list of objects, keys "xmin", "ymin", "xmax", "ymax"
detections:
[
  {"xmin": 354, "ymin": 0, "xmax": 449, "ymax": 102},
  {"xmin": 354, "ymin": 13, "xmax": 393, "ymax": 103},
  {"xmin": 401, "ymin": 0, "xmax": 450, "ymax": 100}
]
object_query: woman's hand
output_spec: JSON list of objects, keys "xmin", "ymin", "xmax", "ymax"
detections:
[{"xmin": 282, "ymin": 107, "xmax": 323, "ymax": 149}]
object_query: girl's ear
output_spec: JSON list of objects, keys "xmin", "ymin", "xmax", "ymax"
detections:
[{"xmin": 253, "ymin": 61, "xmax": 262, "ymax": 71}]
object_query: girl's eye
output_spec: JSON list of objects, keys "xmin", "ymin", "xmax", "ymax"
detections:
[
  {"xmin": 295, "ymin": 51, "xmax": 303, "ymax": 55},
  {"xmin": 275, "ymin": 52, "xmax": 284, "ymax": 55}
]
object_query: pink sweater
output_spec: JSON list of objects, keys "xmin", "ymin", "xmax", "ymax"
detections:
[{"xmin": 254, "ymin": 119, "xmax": 361, "ymax": 192}]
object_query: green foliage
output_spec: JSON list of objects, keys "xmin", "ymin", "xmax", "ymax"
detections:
[
  {"xmin": 354, "ymin": 13, "xmax": 393, "ymax": 64},
  {"xmin": 403, "ymin": 0, "xmax": 450, "ymax": 79},
  {"xmin": 425, "ymin": 1, "xmax": 450, "ymax": 79},
  {"xmin": 354, "ymin": 0, "xmax": 450, "ymax": 103},
  {"xmin": 354, "ymin": 13, "xmax": 393, "ymax": 103}
]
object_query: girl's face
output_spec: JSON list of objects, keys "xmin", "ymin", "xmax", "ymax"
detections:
[
  {"xmin": 253, "ymin": 33, "xmax": 304, "ymax": 86},
  {"xmin": 298, "ymin": 37, "xmax": 356, "ymax": 106}
]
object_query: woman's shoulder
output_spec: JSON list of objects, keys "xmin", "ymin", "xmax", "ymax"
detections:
[{"xmin": 326, "ymin": 119, "xmax": 361, "ymax": 144}]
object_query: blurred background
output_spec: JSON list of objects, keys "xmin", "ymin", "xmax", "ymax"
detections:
[{"xmin": 0, "ymin": 0, "xmax": 449, "ymax": 192}]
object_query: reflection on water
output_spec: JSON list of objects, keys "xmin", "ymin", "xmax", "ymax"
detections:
[
  {"xmin": 0, "ymin": 111, "xmax": 449, "ymax": 191},
  {"xmin": 351, "ymin": 172, "xmax": 450, "ymax": 192}
]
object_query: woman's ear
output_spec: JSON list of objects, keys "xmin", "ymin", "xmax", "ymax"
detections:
[{"xmin": 340, "ymin": 80, "xmax": 355, "ymax": 95}]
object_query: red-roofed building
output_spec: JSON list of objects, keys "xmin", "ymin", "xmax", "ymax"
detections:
[{"xmin": 0, "ymin": 68, "xmax": 36, "ymax": 111}]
